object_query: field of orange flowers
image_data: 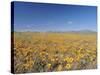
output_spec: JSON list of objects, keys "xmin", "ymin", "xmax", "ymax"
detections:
[{"xmin": 13, "ymin": 32, "xmax": 97, "ymax": 73}]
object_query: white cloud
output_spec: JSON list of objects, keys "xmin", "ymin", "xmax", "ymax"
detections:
[{"xmin": 67, "ymin": 21, "xmax": 73, "ymax": 24}]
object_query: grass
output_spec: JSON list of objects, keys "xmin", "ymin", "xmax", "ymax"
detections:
[{"xmin": 13, "ymin": 32, "xmax": 97, "ymax": 73}]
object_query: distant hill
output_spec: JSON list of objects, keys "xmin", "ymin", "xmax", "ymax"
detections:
[
  {"xmin": 67, "ymin": 30, "xmax": 97, "ymax": 34},
  {"xmin": 14, "ymin": 30, "xmax": 97, "ymax": 34},
  {"xmin": 43, "ymin": 30, "xmax": 97, "ymax": 34}
]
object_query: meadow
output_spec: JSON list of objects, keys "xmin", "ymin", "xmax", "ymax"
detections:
[{"xmin": 13, "ymin": 32, "xmax": 97, "ymax": 73}]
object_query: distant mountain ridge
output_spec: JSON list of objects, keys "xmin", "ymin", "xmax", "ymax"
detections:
[
  {"xmin": 14, "ymin": 30, "xmax": 97, "ymax": 34},
  {"xmin": 68, "ymin": 30, "xmax": 97, "ymax": 34},
  {"xmin": 42, "ymin": 30, "xmax": 97, "ymax": 34}
]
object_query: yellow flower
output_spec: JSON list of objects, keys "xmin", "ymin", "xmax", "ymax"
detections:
[
  {"xmin": 76, "ymin": 56, "xmax": 80, "ymax": 61},
  {"xmin": 69, "ymin": 57, "xmax": 74, "ymax": 63},
  {"xmin": 51, "ymin": 58, "xmax": 55, "ymax": 62},
  {"xmin": 65, "ymin": 64, "xmax": 72, "ymax": 69},
  {"xmin": 79, "ymin": 54, "xmax": 84, "ymax": 58},
  {"xmin": 64, "ymin": 57, "xmax": 74, "ymax": 63},
  {"xmin": 57, "ymin": 65, "xmax": 63, "ymax": 71},
  {"xmin": 92, "ymin": 55, "xmax": 96, "ymax": 58},
  {"xmin": 47, "ymin": 63, "xmax": 51, "ymax": 68}
]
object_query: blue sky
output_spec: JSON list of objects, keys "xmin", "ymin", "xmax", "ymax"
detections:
[{"xmin": 13, "ymin": 1, "xmax": 97, "ymax": 32}]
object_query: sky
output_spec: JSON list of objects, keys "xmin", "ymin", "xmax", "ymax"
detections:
[{"xmin": 12, "ymin": 1, "xmax": 97, "ymax": 32}]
